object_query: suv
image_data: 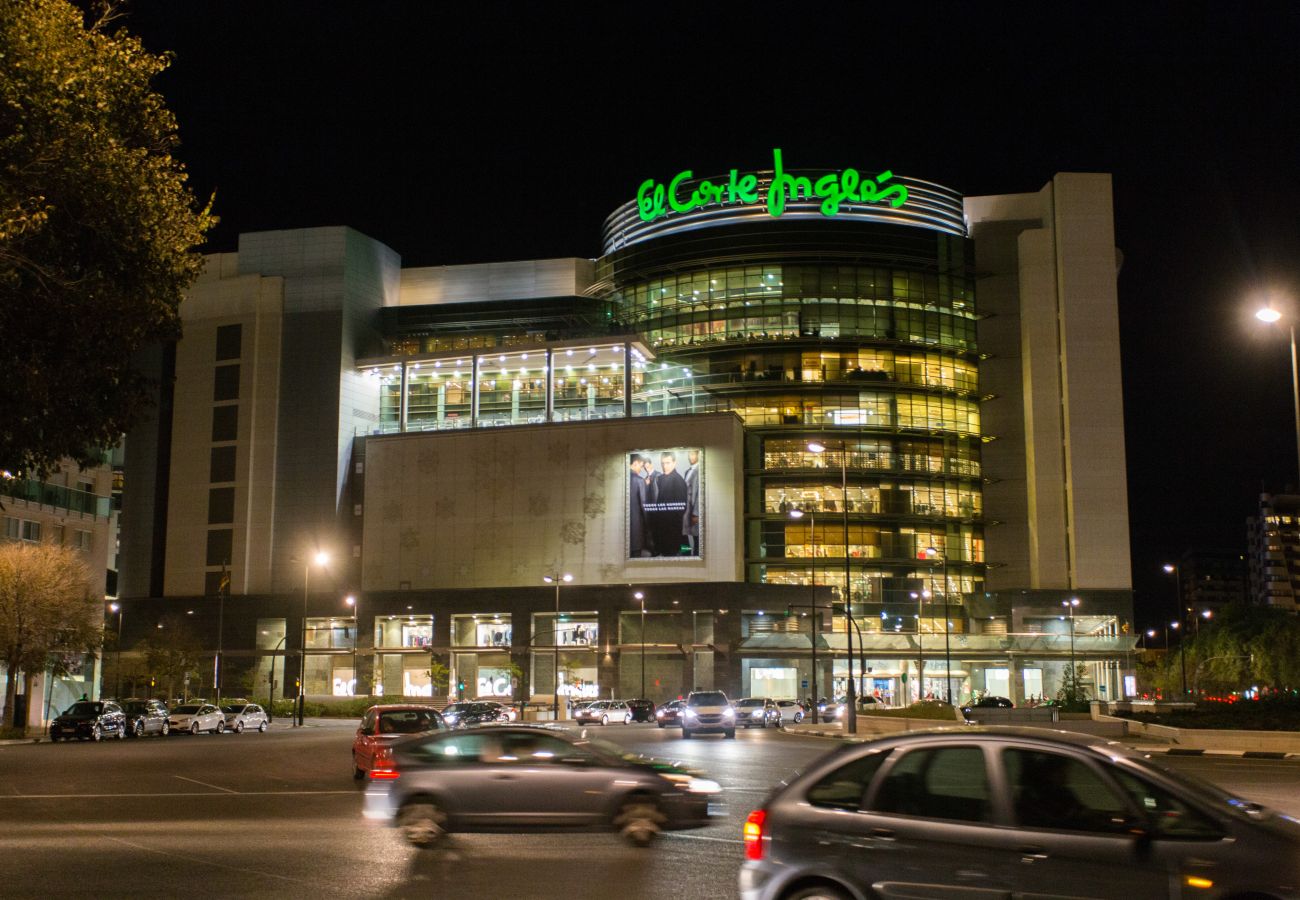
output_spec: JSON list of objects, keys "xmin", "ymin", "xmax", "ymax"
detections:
[{"xmin": 682, "ymin": 690, "xmax": 735, "ymax": 739}]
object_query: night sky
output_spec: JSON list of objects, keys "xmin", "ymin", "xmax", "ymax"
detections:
[{"xmin": 122, "ymin": 3, "xmax": 1300, "ymax": 626}]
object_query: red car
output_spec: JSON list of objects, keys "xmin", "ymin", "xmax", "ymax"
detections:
[{"xmin": 351, "ymin": 705, "xmax": 446, "ymax": 780}]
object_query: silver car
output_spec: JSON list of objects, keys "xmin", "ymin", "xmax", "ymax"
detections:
[
  {"xmin": 775, "ymin": 700, "xmax": 806, "ymax": 725},
  {"xmin": 573, "ymin": 700, "xmax": 631, "ymax": 725},
  {"xmin": 168, "ymin": 703, "xmax": 225, "ymax": 735},
  {"xmin": 221, "ymin": 702, "xmax": 269, "ymax": 734},
  {"xmin": 740, "ymin": 726, "xmax": 1300, "ymax": 900}
]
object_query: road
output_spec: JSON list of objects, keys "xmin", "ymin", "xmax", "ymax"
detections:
[{"xmin": 2, "ymin": 720, "xmax": 1299, "ymax": 899}]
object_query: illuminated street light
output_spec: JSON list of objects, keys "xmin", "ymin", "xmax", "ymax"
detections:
[
  {"xmin": 1256, "ymin": 303, "xmax": 1300, "ymax": 484},
  {"xmin": 543, "ymin": 571, "xmax": 573, "ymax": 719}
]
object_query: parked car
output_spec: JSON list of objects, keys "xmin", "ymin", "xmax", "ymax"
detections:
[
  {"xmin": 655, "ymin": 699, "xmax": 686, "ymax": 728},
  {"xmin": 775, "ymin": 700, "xmax": 806, "ymax": 725},
  {"xmin": 733, "ymin": 698, "xmax": 781, "ymax": 729},
  {"xmin": 961, "ymin": 695, "xmax": 1015, "ymax": 721},
  {"xmin": 740, "ymin": 726, "xmax": 1300, "ymax": 900},
  {"xmin": 439, "ymin": 701, "xmax": 508, "ymax": 729},
  {"xmin": 353, "ymin": 705, "xmax": 446, "ymax": 779},
  {"xmin": 121, "ymin": 699, "xmax": 170, "ymax": 738},
  {"xmin": 221, "ymin": 702, "xmax": 269, "ymax": 734},
  {"xmin": 626, "ymin": 698, "xmax": 656, "ymax": 722},
  {"xmin": 681, "ymin": 690, "xmax": 734, "ymax": 739},
  {"xmin": 574, "ymin": 699, "xmax": 631, "ymax": 725},
  {"xmin": 50, "ymin": 700, "xmax": 127, "ymax": 742},
  {"xmin": 168, "ymin": 703, "xmax": 226, "ymax": 735},
  {"xmin": 362, "ymin": 725, "xmax": 723, "ymax": 847}
]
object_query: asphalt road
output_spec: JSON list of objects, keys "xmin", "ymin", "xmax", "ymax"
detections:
[{"xmin": 2, "ymin": 720, "xmax": 1299, "ymax": 899}]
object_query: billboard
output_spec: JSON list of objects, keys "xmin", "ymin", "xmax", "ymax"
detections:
[{"xmin": 628, "ymin": 447, "xmax": 702, "ymax": 559}]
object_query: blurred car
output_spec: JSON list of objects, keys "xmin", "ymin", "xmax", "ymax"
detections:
[
  {"xmin": 569, "ymin": 700, "xmax": 595, "ymax": 718},
  {"xmin": 362, "ymin": 725, "xmax": 723, "ymax": 847},
  {"xmin": 353, "ymin": 705, "xmax": 445, "ymax": 779},
  {"xmin": 574, "ymin": 699, "xmax": 631, "ymax": 725},
  {"xmin": 655, "ymin": 699, "xmax": 686, "ymax": 728},
  {"xmin": 740, "ymin": 726, "xmax": 1300, "ymax": 900},
  {"xmin": 817, "ymin": 697, "xmax": 851, "ymax": 723},
  {"xmin": 682, "ymin": 690, "xmax": 734, "ymax": 739},
  {"xmin": 50, "ymin": 700, "xmax": 127, "ymax": 742},
  {"xmin": 440, "ymin": 701, "xmax": 508, "ymax": 729},
  {"xmin": 733, "ymin": 698, "xmax": 781, "ymax": 729},
  {"xmin": 961, "ymin": 695, "xmax": 1015, "ymax": 721},
  {"xmin": 477, "ymin": 699, "xmax": 519, "ymax": 721},
  {"xmin": 626, "ymin": 699, "xmax": 656, "ymax": 723},
  {"xmin": 121, "ymin": 698, "xmax": 170, "ymax": 738},
  {"xmin": 168, "ymin": 703, "xmax": 226, "ymax": 735},
  {"xmin": 775, "ymin": 700, "xmax": 806, "ymax": 725},
  {"xmin": 221, "ymin": 702, "xmax": 269, "ymax": 734}
]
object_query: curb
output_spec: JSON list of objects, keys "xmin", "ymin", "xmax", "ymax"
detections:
[{"xmin": 1140, "ymin": 748, "xmax": 1300, "ymax": 760}]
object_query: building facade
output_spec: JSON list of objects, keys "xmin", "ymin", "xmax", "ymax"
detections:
[
  {"xmin": 113, "ymin": 160, "xmax": 1138, "ymax": 708},
  {"xmin": 1247, "ymin": 493, "xmax": 1300, "ymax": 612}
]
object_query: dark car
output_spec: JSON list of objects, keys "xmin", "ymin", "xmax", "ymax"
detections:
[
  {"xmin": 121, "ymin": 699, "xmax": 170, "ymax": 737},
  {"xmin": 625, "ymin": 698, "xmax": 656, "ymax": 723},
  {"xmin": 439, "ymin": 701, "xmax": 508, "ymax": 729},
  {"xmin": 50, "ymin": 701, "xmax": 127, "ymax": 742},
  {"xmin": 362, "ymin": 725, "xmax": 723, "ymax": 847},
  {"xmin": 739, "ymin": 726, "xmax": 1300, "ymax": 900},
  {"xmin": 961, "ymin": 695, "xmax": 1015, "ymax": 721},
  {"xmin": 655, "ymin": 699, "xmax": 686, "ymax": 728}
]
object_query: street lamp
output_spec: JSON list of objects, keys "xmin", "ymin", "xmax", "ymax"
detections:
[
  {"xmin": 1162, "ymin": 563, "xmax": 1188, "ymax": 698},
  {"xmin": 789, "ymin": 508, "xmax": 817, "ymax": 704},
  {"xmin": 1256, "ymin": 304, "xmax": 1300, "ymax": 484},
  {"xmin": 345, "ymin": 595, "xmax": 358, "ymax": 696},
  {"xmin": 634, "ymin": 591, "xmax": 646, "ymax": 699},
  {"xmin": 1143, "ymin": 628, "xmax": 1156, "ymax": 650},
  {"xmin": 806, "ymin": 440, "xmax": 856, "ymax": 733},
  {"xmin": 296, "ymin": 550, "xmax": 329, "ymax": 727},
  {"xmin": 926, "ymin": 547, "xmax": 954, "ymax": 704},
  {"xmin": 911, "ymin": 591, "xmax": 924, "ymax": 703},
  {"xmin": 543, "ymin": 571, "xmax": 573, "ymax": 720},
  {"xmin": 1170, "ymin": 620, "xmax": 1188, "ymax": 698},
  {"xmin": 108, "ymin": 602, "xmax": 123, "ymax": 699},
  {"xmin": 1061, "ymin": 598, "xmax": 1080, "ymax": 700}
]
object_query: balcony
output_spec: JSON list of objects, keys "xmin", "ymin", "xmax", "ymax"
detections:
[{"xmin": 1, "ymin": 478, "xmax": 110, "ymax": 518}]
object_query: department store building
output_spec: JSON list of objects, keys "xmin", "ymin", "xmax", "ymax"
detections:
[{"xmin": 114, "ymin": 156, "xmax": 1138, "ymax": 708}]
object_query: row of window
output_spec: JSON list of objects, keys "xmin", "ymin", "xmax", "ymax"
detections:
[
  {"xmin": 761, "ymin": 482, "xmax": 982, "ymax": 518},
  {"xmin": 2, "ymin": 517, "xmax": 93, "ymax": 550},
  {"xmin": 667, "ymin": 348, "xmax": 978, "ymax": 394},
  {"xmin": 207, "ymin": 323, "xmax": 243, "ymax": 594}
]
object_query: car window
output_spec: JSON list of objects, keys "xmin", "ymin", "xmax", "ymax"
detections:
[
  {"xmin": 1004, "ymin": 749, "xmax": 1131, "ymax": 833},
  {"xmin": 361, "ymin": 710, "xmax": 377, "ymax": 732},
  {"xmin": 689, "ymin": 692, "xmax": 727, "ymax": 706},
  {"xmin": 408, "ymin": 732, "xmax": 496, "ymax": 765},
  {"xmin": 870, "ymin": 746, "xmax": 993, "ymax": 823},
  {"xmin": 807, "ymin": 751, "xmax": 889, "ymax": 811},
  {"xmin": 496, "ymin": 732, "xmax": 587, "ymax": 764},
  {"xmin": 1111, "ymin": 770, "xmax": 1225, "ymax": 840},
  {"xmin": 378, "ymin": 710, "xmax": 442, "ymax": 734}
]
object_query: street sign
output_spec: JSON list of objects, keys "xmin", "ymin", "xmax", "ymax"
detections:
[{"xmin": 801, "ymin": 679, "xmax": 808, "ymax": 689}]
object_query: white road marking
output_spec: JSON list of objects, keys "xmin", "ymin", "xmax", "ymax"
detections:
[
  {"xmin": 0, "ymin": 790, "xmax": 357, "ymax": 799},
  {"xmin": 173, "ymin": 775, "xmax": 238, "ymax": 793},
  {"xmin": 664, "ymin": 832, "xmax": 743, "ymax": 844}
]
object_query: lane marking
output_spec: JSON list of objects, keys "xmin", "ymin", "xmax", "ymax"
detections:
[
  {"xmin": 664, "ymin": 832, "xmax": 743, "ymax": 844},
  {"xmin": 173, "ymin": 775, "xmax": 237, "ymax": 793},
  {"xmin": 0, "ymin": 790, "xmax": 357, "ymax": 799}
]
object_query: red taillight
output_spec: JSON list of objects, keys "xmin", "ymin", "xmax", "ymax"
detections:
[
  {"xmin": 742, "ymin": 809, "xmax": 766, "ymax": 860},
  {"xmin": 369, "ymin": 747, "xmax": 399, "ymax": 780},
  {"xmin": 369, "ymin": 767, "xmax": 400, "ymax": 780}
]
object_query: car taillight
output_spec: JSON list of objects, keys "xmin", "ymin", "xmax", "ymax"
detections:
[
  {"xmin": 369, "ymin": 765, "xmax": 400, "ymax": 781},
  {"xmin": 742, "ymin": 809, "xmax": 766, "ymax": 860}
]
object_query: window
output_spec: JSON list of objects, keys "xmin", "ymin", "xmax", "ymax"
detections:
[
  {"xmin": 205, "ymin": 529, "xmax": 233, "ymax": 567},
  {"xmin": 1004, "ymin": 749, "xmax": 1130, "ymax": 833},
  {"xmin": 806, "ymin": 750, "xmax": 889, "ymax": 811},
  {"xmin": 377, "ymin": 709, "xmax": 443, "ymax": 735},
  {"xmin": 73, "ymin": 530, "xmax": 91, "ymax": 552},
  {"xmin": 215, "ymin": 324, "xmax": 242, "ymax": 361},
  {"xmin": 870, "ymin": 745, "xmax": 992, "ymax": 823},
  {"xmin": 497, "ymin": 732, "xmax": 586, "ymax": 764},
  {"xmin": 2, "ymin": 517, "xmax": 17, "ymax": 541},
  {"xmin": 1112, "ymin": 769, "xmax": 1224, "ymax": 840},
  {"xmin": 210, "ymin": 446, "xmax": 236, "ymax": 483},
  {"xmin": 208, "ymin": 487, "xmax": 235, "ymax": 525},
  {"xmin": 213, "ymin": 364, "xmax": 240, "ymax": 402},
  {"xmin": 409, "ymin": 732, "xmax": 494, "ymax": 765},
  {"xmin": 21, "ymin": 520, "xmax": 41, "ymax": 543},
  {"xmin": 211, "ymin": 406, "xmax": 238, "ymax": 442}
]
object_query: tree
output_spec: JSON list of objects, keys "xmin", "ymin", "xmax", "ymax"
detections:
[
  {"xmin": 426, "ymin": 656, "xmax": 450, "ymax": 697},
  {"xmin": 0, "ymin": 0, "xmax": 214, "ymax": 476},
  {"xmin": 0, "ymin": 542, "xmax": 101, "ymax": 729},
  {"xmin": 1184, "ymin": 604, "xmax": 1300, "ymax": 695},
  {"xmin": 1055, "ymin": 663, "xmax": 1091, "ymax": 711},
  {"xmin": 139, "ymin": 613, "xmax": 202, "ymax": 701}
]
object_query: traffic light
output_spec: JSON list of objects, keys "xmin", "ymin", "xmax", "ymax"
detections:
[{"xmin": 456, "ymin": 680, "xmax": 466, "ymax": 693}]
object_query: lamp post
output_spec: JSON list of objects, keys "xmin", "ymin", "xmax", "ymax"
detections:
[
  {"xmin": 912, "ymin": 590, "xmax": 924, "ymax": 703},
  {"xmin": 108, "ymin": 602, "xmax": 123, "ymax": 699},
  {"xmin": 542, "ymin": 571, "xmax": 572, "ymax": 720},
  {"xmin": 926, "ymin": 547, "xmax": 954, "ymax": 704},
  {"xmin": 1170, "ymin": 620, "xmax": 1188, "ymax": 698},
  {"xmin": 266, "ymin": 633, "xmax": 286, "ymax": 722},
  {"xmin": 1162, "ymin": 563, "xmax": 1188, "ymax": 698},
  {"xmin": 634, "ymin": 591, "xmax": 646, "ymax": 699},
  {"xmin": 297, "ymin": 550, "xmax": 329, "ymax": 727},
  {"xmin": 789, "ymin": 508, "xmax": 817, "ymax": 705},
  {"xmin": 1256, "ymin": 305, "xmax": 1300, "ymax": 484},
  {"xmin": 1144, "ymin": 629, "xmax": 1156, "ymax": 650},
  {"xmin": 345, "ymin": 594, "xmax": 358, "ymax": 696},
  {"xmin": 806, "ymin": 441, "xmax": 855, "ymax": 733},
  {"xmin": 1061, "ymin": 598, "xmax": 1080, "ymax": 700}
]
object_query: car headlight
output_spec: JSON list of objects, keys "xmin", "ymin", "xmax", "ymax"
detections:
[
  {"xmin": 722, "ymin": 708, "xmax": 734, "ymax": 720},
  {"xmin": 751, "ymin": 710, "xmax": 763, "ymax": 718},
  {"xmin": 687, "ymin": 777, "xmax": 721, "ymax": 794},
  {"xmin": 684, "ymin": 709, "xmax": 698, "ymax": 720}
]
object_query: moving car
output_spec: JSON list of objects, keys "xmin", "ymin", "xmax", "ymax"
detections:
[
  {"xmin": 740, "ymin": 727, "xmax": 1300, "ymax": 900},
  {"xmin": 681, "ymin": 690, "xmax": 735, "ymax": 739},
  {"xmin": 50, "ymin": 700, "xmax": 127, "ymax": 741},
  {"xmin": 626, "ymin": 698, "xmax": 656, "ymax": 722},
  {"xmin": 221, "ymin": 702, "xmax": 269, "ymax": 733},
  {"xmin": 362, "ymin": 725, "xmax": 723, "ymax": 847},
  {"xmin": 655, "ymin": 699, "xmax": 686, "ymax": 728},
  {"xmin": 440, "ymin": 701, "xmax": 508, "ymax": 729},
  {"xmin": 121, "ymin": 699, "xmax": 170, "ymax": 737},
  {"xmin": 353, "ymin": 705, "xmax": 445, "ymax": 779},
  {"xmin": 775, "ymin": 700, "xmax": 805, "ymax": 725},
  {"xmin": 960, "ymin": 694, "xmax": 1014, "ymax": 721},
  {"xmin": 574, "ymin": 700, "xmax": 631, "ymax": 725},
  {"xmin": 733, "ymin": 698, "xmax": 781, "ymax": 729},
  {"xmin": 168, "ymin": 703, "xmax": 226, "ymax": 735}
]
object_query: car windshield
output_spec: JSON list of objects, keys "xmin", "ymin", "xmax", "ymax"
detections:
[
  {"xmin": 122, "ymin": 702, "xmax": 147, "ymax": 714},
  {"xmin": 735, "ymin": 699, "xmax": 763, "ymax": 708},
  {"xmin": 378, "ymin": 710, "xmax": 442, "ymax": 734},
  {"xmin": 64, "ymin": 702, "xmax": 101, "ymax": 716},
  {"xmin": 442, "ymin": 704, "xmax": 470, "ymax": 714},
  {"xmin": 689, "ymin": 692, "xmax": 727, "ymax": 707},
  {"xmin": 173, "ymin": 705, "xmax": 201, "ymax": 714},
  {"xmin": 221, "ymin": 705, "xmax": 247, "ymax": 714}
]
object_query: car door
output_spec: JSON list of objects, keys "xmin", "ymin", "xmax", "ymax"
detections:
[
  {"xmin": 489, "ymin": 731, "xmax": 612, "ymax": 825},
  {"xmin": 986, "ymin": 745, "xmax": 1170, "ymax": 899}
]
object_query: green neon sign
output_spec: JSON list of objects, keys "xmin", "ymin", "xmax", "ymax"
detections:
[{"xmin": 635, "ymin": 148, "xmax": 907, "ymax": 223}]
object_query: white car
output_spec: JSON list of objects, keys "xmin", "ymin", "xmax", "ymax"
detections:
[
  {"xmin": 221, "ymin": 702, "xmax": 269, "ymax": 734},
  {"xmin": 776, "ymin": 700, "xmax": 806, "ymax": 724},
  {"xmin": 169, "ymin": 703, "xmax": 225, "ymax": 735},
  {"xmin": 574, "ymin": 700, "xmax": 631, "ymax": 725}
]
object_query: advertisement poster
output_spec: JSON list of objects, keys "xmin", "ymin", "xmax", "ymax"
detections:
[{"xmin": 628, "ymin": 447, "xmax": 702, "ymax": 559}]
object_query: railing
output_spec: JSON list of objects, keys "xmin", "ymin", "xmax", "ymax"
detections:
[{"xmin": 0, "ymin": 478, "xmax": 110, "ymax": 517}]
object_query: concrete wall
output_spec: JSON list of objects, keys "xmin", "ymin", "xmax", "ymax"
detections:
[
  {"xmin": 361, "ymin": 413, "xmax": 744, "ymax": 590},
  {"xmin": 399, "ymin": 258, "xmax": 596, "ymax": 306}
]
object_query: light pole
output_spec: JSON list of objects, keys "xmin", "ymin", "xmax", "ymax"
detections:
[
  {"xmin": 266, "ymin": 633, "xmax": 286, "ymax": 722},
  {"xmin": 806, "ymin": 441, "xmax": 856, "ymax": 732},
  {"xmin": 789, "ymin": 508, "xmax": 817, "ymax": 704},
  {"xmin": 634, "ymin": 591, "xmax": 646, "ymax": 699},
  {"xmin": 1170, "ymin": 620, "xmax": 1188, "ymax": 698},
  {"xmin": 1144, "ymin": 629, "xmax": 1156, "ymax": 650},
  {"xmin": 297, "ymin": 550, "xmax": 329, "ymax": 727},
  {"xmin": 1256, "ymin": 305, "xmax": 1300, "ymax": 484},
  {"xmin": 912, "ymin": 590, "xmax": 924, "ymax": 703},
  {"xmin": 345, "ymin": 594, "xmax": 358, "ymax": 696},
  {"xmin": 1163, "ymin": 563, "xmax": 1188, "ymax": 698},
  {"xmin": 108, "ymin": 602, "xmax": 123, "ymax": 698},
  {"xmin": 926, "ymin": 547, "xmax": 954, "ymax": 704},
  {"xmin": 1061, "ymin": 598, "xmax": 1080, "ymax": 700},
  {"xmin": 542, "ymin": 571, "xmax": 572, "ymax": 720}
]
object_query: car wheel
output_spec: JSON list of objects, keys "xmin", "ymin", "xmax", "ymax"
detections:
[
  {"xmin": 215, "ymin": 721, "xmax": 225, "ymax": 734},
  {"xmin": 657, "ymin": 722, "xmax": 664, "ymax": 729},
  {"xmin": 601, "ymin": 715, "xmax": 609, "ymax": 726},
  {"xmin": 116, "ymin": 724, "xmax": 126, "ymax": 740},
  {"xmin": 92, "ymin": 724, "xmax": 102, "ymax": 742},
  {"xmin": 234, "ymin": 721, "xmax": 244, "ymax": 734},
  {"xmin": 782, "ymin": 885, "xmax": 853, "ymax": 900},
  {"xmin": 681, "ymin": 728, "xmax": 692, "ymax": 739},
  {"xmin": 131, "ymin": 721, "xmax": 143, "ymax": 738},
  {"xmin": 795, "ymin": 712, "xmax": 803, "ymax": 724},
  {"xmin": 398, "ymin": 800, "xmax": 448, "ymax": 848},
  {"xmin": 624, "ymin": 714, "xmax": 632, "ymax": 725},
  {"xmin": 190, "ymin": 722, "xmax": 200, "ymax": 735},
  {"xmin": 725, "ymin": 730, "xmax": 736, "ymax": 739},
  {"xmin": 161, "ymin": 722, "xmax": 169, "ymax": 736},
  {"xmin": 615, "ymin": 796, "xmax": 663, "ymax": 847},
  {"xmin": 49, "ymin": 734, "xmax": 59, "ymax": 743},
  {"xmin": 258, "ymin": 721, "xmax": 267, "ymax": 733},
  {"xmin": 353, "ymin": 764, "xmax": 366, "ymax": 781}
]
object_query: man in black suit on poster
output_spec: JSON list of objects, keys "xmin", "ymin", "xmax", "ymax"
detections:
[
  {"xmin": 648, "ymin": 450, "xmax": 688, "ymax": 556},
  {"xmin": 629, "ymin": 454, "xmax": 653, "ymax": 557}
]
